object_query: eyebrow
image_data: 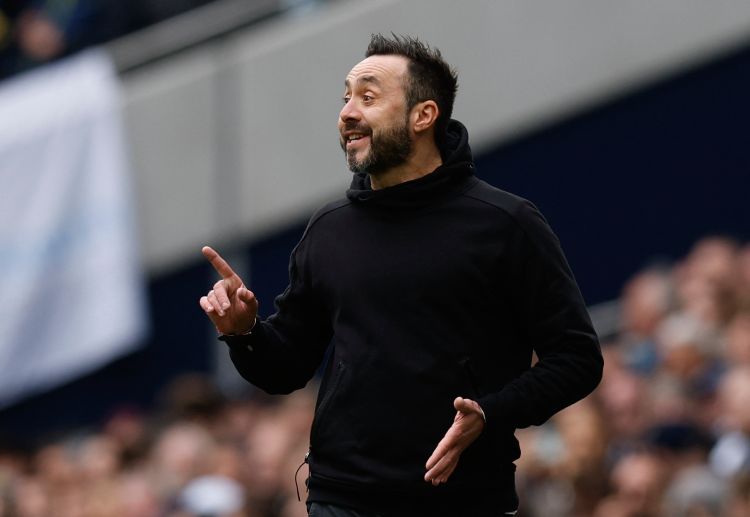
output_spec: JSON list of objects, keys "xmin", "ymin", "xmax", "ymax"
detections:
[{"xmin": 344, "ymin": 75, "xmax": 382, "ymax": 88}]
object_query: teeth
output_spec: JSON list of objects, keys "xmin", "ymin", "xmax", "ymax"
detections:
[{"xmin": 348, "ymin": 134, "xmax": 364, "ymax": 141}]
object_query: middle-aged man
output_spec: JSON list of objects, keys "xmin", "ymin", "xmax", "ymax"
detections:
[{"xmin": 199, "ymin": 34, "xmax": 603, "ymax": 517}]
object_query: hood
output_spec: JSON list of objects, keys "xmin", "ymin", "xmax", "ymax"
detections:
[
  {"xmin": 440, "ymin": 118, "xmax": 474, "ymax": 166},
  {"xmin": 346, "ymin": 119, "xmax": 475, "ymax": 209}
]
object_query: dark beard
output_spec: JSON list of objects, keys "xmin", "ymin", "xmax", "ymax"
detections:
[{"xmin": 342, "ymin": 121, "xmax": 412, "ymax": 175}]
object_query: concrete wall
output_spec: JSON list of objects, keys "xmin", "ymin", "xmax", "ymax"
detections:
[{"xmin": 120, "ymin": 0, "xmax": 750, "ymax": 273}]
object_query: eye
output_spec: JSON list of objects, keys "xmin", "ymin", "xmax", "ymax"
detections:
[
  {"xmin": 362, "ymin": 95, "xmax": 373, "ymax": 102},
  {"xmin": 342, "ymin": 95, "xmax": 351, "ymax": 104}
]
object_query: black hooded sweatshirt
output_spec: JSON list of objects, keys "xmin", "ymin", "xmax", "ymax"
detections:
[{"xmin": 222, "ymin": 120, "xmax": 602, "ymax": 515}]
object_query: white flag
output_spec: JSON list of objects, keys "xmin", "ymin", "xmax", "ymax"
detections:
[{"xmin": 0, "ymin": 50, "xmax": 148, "ymax": 408}]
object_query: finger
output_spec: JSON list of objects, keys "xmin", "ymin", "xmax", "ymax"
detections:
[
  {"xmin": 454, "ymin": 397, "xmax": 468, "ymax": 413},
  {"xmin": 213, "ymin": 280, "xmax": 231, "ymax": 310},
  {"xmin": 207, "ymin": 290, "xmax": 225, "ymax": 316},
  {"xmin": 202, "ymin": 246, "xmax": 241, "ymax": 288},
  {"xmin": 442, "ymin": 461, "xmax": 459, "ymax": 483},
  {"xmin": 425, "ymin": 460, "xmax": 444, "ymax": 484},
  {"xmin": 455, "ymin": 397, "xmax": 481, "ymax": 416},
  {"xmin": 425, "ymin": 451, "xmax": 458, "ymax": 484},
  {"xmin": 199, "ymin": 296, "xmax": 213, "ymax": 313},
  {"xmin": 437, "ymin": 459, "xmax": 459, "ymax": 484},
  {"xmin": 426, "ymin": 429, "xmax": 457, "ymax": 470}
]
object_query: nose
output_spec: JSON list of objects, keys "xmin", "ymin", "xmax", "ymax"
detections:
[{"xmin": 339, "ymin": 98, "xmax": 360, "ymax": 124}]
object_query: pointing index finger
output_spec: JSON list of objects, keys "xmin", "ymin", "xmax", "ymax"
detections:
[{"xmin": 202, "ymin": 246, "xmax": 239, "ymax": 282}]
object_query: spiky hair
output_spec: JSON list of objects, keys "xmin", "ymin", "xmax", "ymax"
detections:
[{"xmin": 366, "ymin": 33, "xmax": 458, "ymax": 147}]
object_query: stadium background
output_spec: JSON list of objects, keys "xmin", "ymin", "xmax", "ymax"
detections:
[{"xmin": 0, "ymin": 1, "xmax": 749, "ymax": 516}]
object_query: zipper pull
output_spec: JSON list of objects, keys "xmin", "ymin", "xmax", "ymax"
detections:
[{"xmin": 294, "ymin": 449, "xmax": 310, "ymax": 501}]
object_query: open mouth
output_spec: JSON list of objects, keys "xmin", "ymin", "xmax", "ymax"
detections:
[{"xmin": 345, "ymin": 133, "xmax": 370, "ymax": 149}]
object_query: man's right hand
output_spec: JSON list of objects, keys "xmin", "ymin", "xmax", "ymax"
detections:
[{"xmin": 199, "ymin": 246, "xmax": 259, "ymax": 335}]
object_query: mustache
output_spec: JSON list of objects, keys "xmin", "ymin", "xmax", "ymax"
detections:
[{"xmin": 341, "ymin": 122, "xmax": 372, "ymax": 135}]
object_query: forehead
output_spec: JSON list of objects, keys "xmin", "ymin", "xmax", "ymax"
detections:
[{"xmin": 345, "ymin": 54, "xmax": 409, "ymax": 90}]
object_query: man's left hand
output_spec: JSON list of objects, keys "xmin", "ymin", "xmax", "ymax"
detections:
[{"xmin": 424, "ymin": 397, "xmax": 485, "ymax": 485}]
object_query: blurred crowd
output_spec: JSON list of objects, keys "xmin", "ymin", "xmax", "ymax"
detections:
[
  {"xmin": 0, "ymin": 0, "xmax": 217, "ymax": 80},
  {"xmin": 1, "ymin": 235, "xmax": 749, "ymax": 517},
  {"xmin": 517, "ymin": 236, "xmax": 750, "ymax": 517},
  {"xmin": 0, "ymin": 374, "xmax": 318, "ymax": 517}
]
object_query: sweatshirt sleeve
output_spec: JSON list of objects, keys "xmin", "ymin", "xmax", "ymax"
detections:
[
  {"xmin": 220, "ymin": 233, "xmax": 332, "ymax": 395},
  {"xmin": 478, "ymin": 200, "xmax": 603, "ymax": 429}
]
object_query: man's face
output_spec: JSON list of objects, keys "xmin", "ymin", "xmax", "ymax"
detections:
[{"xmin": 339, "ymin": 55, "xmax": 413, "ymax": 175}]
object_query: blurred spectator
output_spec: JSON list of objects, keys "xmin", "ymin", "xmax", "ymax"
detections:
[
  {"xmin": 725, "ymin": 310, "xmax": 750, "ymax": 366},
  {"xmin": 709, "ymin": 366, "xmax": 750, "ymax": 479},
  {"xmin": 620, "ymin": 268, "xmax": 673, "ymax": 370},
  {"xmin": 593, "ymin": 451, "xmax": 668, "ymax": 517},
  {"xmin": 653, "ymin": 313, "xmax": 723, "ymax": 412},
  {"xmin": 176, "ymin": 474, "xmax": 246, "ymax": 516},
  {"xmin": 674, "ymin": 237, "xmax": 742, "ymax": 328},
  {"xmin": 726, "ymin": 473, "xmax": 750, "ymax": 517},
  {"xmin": 662, "ymin": 465, "xmax": 726, "ymax": 517},
  {"xmin": 0, "ymin": 0, "xmax": 128, "ymax": 80}
]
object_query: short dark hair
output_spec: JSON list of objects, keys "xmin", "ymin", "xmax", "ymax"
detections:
[{"xmin": 366, "ymin": 33, "xmax": 458, "ymax": 147}]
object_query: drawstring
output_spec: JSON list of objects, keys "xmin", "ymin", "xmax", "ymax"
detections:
[{"xmin": 295, "ymin": 449, "xmax": 310, "ymax": 501}]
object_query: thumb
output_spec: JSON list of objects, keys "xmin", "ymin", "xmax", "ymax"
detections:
[{"xmin": 454, "ymin": 397, "xmax": 478, "ymax": 414}]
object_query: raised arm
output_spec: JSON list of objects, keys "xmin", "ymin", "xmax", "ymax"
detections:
[{"xmin": 199, "ymin": 240, "xmax": 332, "ymax": 395}]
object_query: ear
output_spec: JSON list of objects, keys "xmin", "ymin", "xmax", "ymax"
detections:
[{"xmin": 411, "ymin": 100, "xmax": 439, "ymax": 134}]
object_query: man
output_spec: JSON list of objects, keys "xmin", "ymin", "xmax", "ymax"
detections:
[{"xmin": 199, "ymin": 34, "xmax": 603, "ymax": 516}]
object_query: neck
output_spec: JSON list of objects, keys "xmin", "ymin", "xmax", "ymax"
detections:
[{"xmin": 369, "ymin": 143, "xmax": 443, "ymax": 190}]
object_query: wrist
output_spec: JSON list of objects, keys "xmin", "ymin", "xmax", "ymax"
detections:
[{"xmin": 221, "ymin": 317, "xmax": 258, "ymax": 337}]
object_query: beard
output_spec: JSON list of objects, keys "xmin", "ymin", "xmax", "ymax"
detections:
[{"xmin": 340, "ymin": 119, "xmax": 412, "ymax": 176}]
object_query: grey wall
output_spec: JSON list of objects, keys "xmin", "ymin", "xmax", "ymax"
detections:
[{"xmin": 120, "ymin": 0, "xmax": 750, "ymax": 273}]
